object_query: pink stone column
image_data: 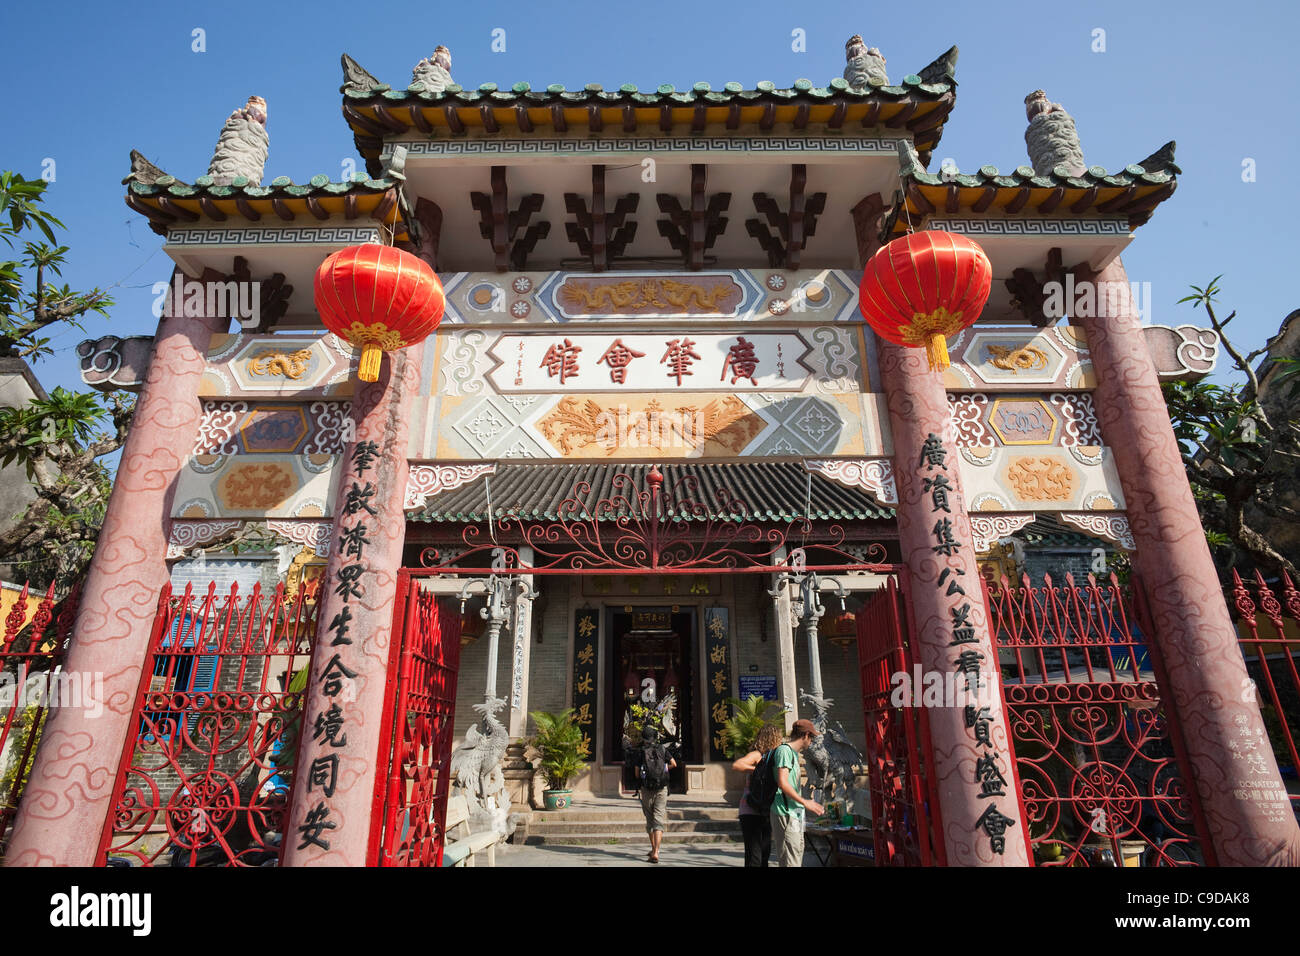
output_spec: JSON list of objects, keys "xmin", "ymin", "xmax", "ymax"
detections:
[
  {"xmin": 879, "ymin": 338, "xmax": 1032, "ymax": 866},
  {"xmin": 4, "ymin": 274, "xmax": 220, "ymax": 866},
  {"xmin": 1078, "ymin": 257, "xmax": 1300, "ymax": 866},
  {"xmin": 282, "ymin": 342, "xmax": 422, "ymax": 866}
]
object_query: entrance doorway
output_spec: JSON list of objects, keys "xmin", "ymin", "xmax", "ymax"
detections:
[{"xmin": 606, "ymin": 606, "xmax": 696, "ymax": 792}]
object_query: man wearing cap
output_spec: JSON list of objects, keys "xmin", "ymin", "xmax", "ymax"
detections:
[
  {"xmin": 770, "ymin": 719, "xmax": 825, "ymax": 867},
  {"xmin": 628, "ymin": 724, "xmax": 677, "ymax": 863}
]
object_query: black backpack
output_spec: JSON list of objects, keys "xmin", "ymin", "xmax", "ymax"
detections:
[
  {"xmin": 747, "ymin": 748, "xmax": 780, "ymax": 813},
  {"xmin": 641, "ymin": 743, "xmax": 671, "ymax": 790}
]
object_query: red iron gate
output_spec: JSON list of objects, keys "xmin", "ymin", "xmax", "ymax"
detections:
[
  {"xmin": 857, "ymin": 575, "xmax": 945, "ymax": 865},
  {"xmin": 370, "ymin": 571, "xmax": 461, "ymax": 866},
  {"xmin": 984, "ymin": 572, "xmax": 1213, "ymax": 866},
  {"xmin": 1229, "ymin": 569, "xmax": 1300, "ymax": 810},
  {"xmin": 0, "ymin": 582, "xmax": 79, "ymax": 853},
  {"xmin": 97, "ymin": 580, "xmax": 318, "ymax": 866}
]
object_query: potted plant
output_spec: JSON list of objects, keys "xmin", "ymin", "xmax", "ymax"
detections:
[
  {"xmin": 527, "ymin": 708, "xmax": 589, "ymax": 810},
  {"xmin": 721, "ymin": 694, "xmax": 788, "ymax": 758}
]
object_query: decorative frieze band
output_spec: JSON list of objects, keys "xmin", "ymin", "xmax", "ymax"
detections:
[
  {"xmin": 968, "ymin": 513, "xmax": 1036, "ymax": 553},
  {"xmin": 166, "ymin": 518, "xmax": 333, "ymax": 559},
  {"xmin": 802, "ymin": 458, "xmax": 897, "ymax": 507},
  {"xmin": 1058, "ymin": 512, "xmax": 1136, "ymax": 552},
  {"xmin": 405, "ymin": 463, "xmax": 497, "ymax": 511}
]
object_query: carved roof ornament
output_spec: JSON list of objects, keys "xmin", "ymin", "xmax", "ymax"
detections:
[
  {"xmin": 340, "ymin": 53, "xmax": 385, "ymax": 95},
  {"xmin": 843, "ymin": 34, "xmax": 889, "ymax": 89},
  {"xmin": 122, "ymin": 149, "xmax": 167, "ymax": 187},
  {"xmin": 1024, "ymin": 89, "xmax": 1086, "ymax": 178},
  {"xmin": 410, "ymin": 45, "xmax": 454, "ymax": 94},
  {"xmin": 207, "ymin": 96, "xmax": 269, "ymax": 186}
]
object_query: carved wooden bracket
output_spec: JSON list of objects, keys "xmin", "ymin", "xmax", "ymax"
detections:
[
  {"xmin": 1004, "ymin": 246, "xmax": 1089, "ymax": 327},
  {"xmin": 656, "ymin": 164, "xmax": 730, "ymax": 271},
  {"xmin": 745, "ymin": 165, "xmax": 827, "ymax": 270},
  {"xmin": 849, "ymin": 193, "xmax": 885, "ymax": 267},
  {"xmin": 227, "ymin": 256, "xmax": 292, "ymax": 332},
  {"xmin": 470, "ymin": 166, "xmax": 551, "ymax": 272},
  {"xmin": 564, "ymin": 165, "xmax": 639, "ymax": 271},
  {"xmin": 412, "ymin": 197, "xmax": 443, "ymax": 271}
]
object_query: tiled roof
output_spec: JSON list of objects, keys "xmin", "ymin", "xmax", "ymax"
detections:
[
  {"xmin": 408, "ymin": 462, "xmax": 895, "ymax": 523},
  {"xmin": 339, "ymin": 48, "xmax": 961, "ymax": 172},
  {"xmin": 883, "ymin": 139, "xmax": 1179, "ymax": 238},
  {"xmin": 121, "ymin": 151, "xmax": 409, "ymax": 238}
]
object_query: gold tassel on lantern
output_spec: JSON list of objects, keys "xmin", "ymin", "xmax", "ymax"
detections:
[
  {"xmin": 925, "ymin": 333, "xmax": 950, "ymax": 372},
  {"xmin": 901, "ymin": 307, "xmax": 965, "ymax": 373},
  {"xmin": 358, "ymin": 343, "xmax": 383, "ymax": 382}
]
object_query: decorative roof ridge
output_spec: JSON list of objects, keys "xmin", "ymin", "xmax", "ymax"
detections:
[
  {"xmin": 337, "ymin": 49, "xmax": 959, "ymax": 106},
  {"xmin": 894, "ymin": 137, "xmax": 1180, "ymax": 190},
  {"xmin": 122, "ymin": 150, "xmax": 398, "ymax": 197}
]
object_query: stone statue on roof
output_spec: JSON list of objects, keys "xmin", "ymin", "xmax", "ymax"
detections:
[
  {"xmin": 207, "ymin": 96, "xmax": 269, "ymax": 186},
  {"xmin": 843, "ymin": 34, "xmax": 889, "ymax": 88},
  {"xmin": 1024, "ymin": 90, "xmax": 1086, "ymax": 178},
  {"xmin": 410, "ymin": 45, "xmax": 454, "ymax": 93}
]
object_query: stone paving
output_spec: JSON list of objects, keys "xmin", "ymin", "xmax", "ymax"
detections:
[{"xmin": 494, "ymin": 838, "xmax": 824, "ymax": 867}]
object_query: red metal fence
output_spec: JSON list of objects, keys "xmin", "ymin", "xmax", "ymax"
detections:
[
  {"xmin": 96, "ymin": 580, "xmax": 318, "ymax": 866},
  {"xmin": 1229, "ymin": 569, "xmax": 1300, "ymax": 810},
  {"xmin": 371, "ymin": 572, "xmax": 461, "ymax": 866},
  {"xmin": 857, "ymin": 575, "xmax": 945, "ymax": 866},
  {"xmin": 0, "ymin": 582, "xmax": 79, "ymax": 853},
  {"xmin": 984, "ymin": 572, "xmax": 1212, "ymax": 866}
]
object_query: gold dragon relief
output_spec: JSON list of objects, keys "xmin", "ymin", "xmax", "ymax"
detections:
[
  {"xmin": 985, "ymin": 343, "xmax": 1050, "ymax": 372},
  {"xmin": 558, "ymin": 277, "xmax": 740, "ymax": 315},
  {"xmin": 247, "ymin": 347, "xmax": 315, "ymax": 380},
  {"xmin": 537, "ymin": 395, "xmax": 764, "ymax": 457}
]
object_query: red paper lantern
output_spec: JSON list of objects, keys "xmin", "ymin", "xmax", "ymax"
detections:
[
  {"xmin": 313, "ymin": 244, "xmax": 445, "ymax": 382},
  {"xmin": 857, "ymin": 230, "xmax": 992, "ymax": 372}
]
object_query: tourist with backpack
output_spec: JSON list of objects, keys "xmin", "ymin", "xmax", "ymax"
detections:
[
  {"xmin": 731, "ymin": 723, "xmax": 784, "ymax": 867},
  {"xmin": 627, "ymin": 724, "xmax": 677, "ymax": 863},
  {"xmin": 770, "ymin": 720, "xmax": 825, "ymax": 867}
]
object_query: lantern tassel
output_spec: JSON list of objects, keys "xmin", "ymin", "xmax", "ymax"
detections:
[
  {"xmin": 358, "ymin": 343, "xmax": 383, "ymax": 382},
  {"xmin": 925, "ymin": 333, "xmax": 951, "ymax": 372}
]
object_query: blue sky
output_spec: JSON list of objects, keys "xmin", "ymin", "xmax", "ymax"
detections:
[{"xmin": 3, "ymin": 0, "xmax": 1296, "ymax": 396}]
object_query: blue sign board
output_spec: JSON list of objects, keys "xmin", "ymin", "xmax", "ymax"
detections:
[{"xmin": 738, "ymin": 676, "xmax": 778, "ymax": 701}]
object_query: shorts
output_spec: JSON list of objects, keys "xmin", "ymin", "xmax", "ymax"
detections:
[{"xmin": 639, "ymin": 787, "xmax": 668, "ymax": 834}]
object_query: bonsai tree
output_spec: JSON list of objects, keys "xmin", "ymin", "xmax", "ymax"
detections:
[
  {"xmin": 527, "ymin": 708, "xmax": 589, "ymax": 792},
  {"xmin": 722, "ymin": 695, "xmax": 788, "ymax": 758}
]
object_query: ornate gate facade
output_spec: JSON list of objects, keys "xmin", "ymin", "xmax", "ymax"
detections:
[
  {"xmin": 370, "ymin": 571, "xmax": 462, "ymax": 866},
  {"xmin": 97, "ymin": 580, "xmax": 319, "ymax": 866},
  {"xmin": 857, "ymin": 575, "xmax": 945, "ymax": 865},
  {"xmin": 983, "ymin": 572, "xmax": 1214, "ymax": 866}
]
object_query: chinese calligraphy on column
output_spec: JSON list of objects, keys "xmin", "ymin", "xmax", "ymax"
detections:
[
  {"xmin": 571, "ymin": 608, "xmax": 599, "ymax": 760},
  {"xmin": 296, "ymin": 439, "xmax": 377, "ymax": 851},
  {"xmin": 918, "ymin": 432, "xmax": 1018, "ymax": 856}
]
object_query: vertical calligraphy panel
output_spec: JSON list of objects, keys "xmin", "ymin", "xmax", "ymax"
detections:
[
  {"xmin": 571, "ymin": 607, "xmax": 599, "ymax": 759},
  {"xmin": 704, "ymin": 606, "xmax": 732, "ymax": 761}
]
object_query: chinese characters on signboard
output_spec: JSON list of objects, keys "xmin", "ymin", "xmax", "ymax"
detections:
[
  {"xmin": 488, "ymin": 332, "xmax": 812, "ymax": 392},
  {"xmin": 703, "ymin": 607, "xmax": 732, "ymax": 761},
  {"xmin": 571, "ymin": 608, "xmax": 599, "ymax": 761}
]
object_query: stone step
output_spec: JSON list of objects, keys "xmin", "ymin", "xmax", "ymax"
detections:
[
  {"xmin": 528, "ymin": 818, "xmax": 740, "ymax": 836},
  {"xmin": 527, "ymin": 808, "xmax": 738, "ymax": 824},
  {"xmin": 524, "ymin": 829, "xmax": 743, "ymax": 846}
]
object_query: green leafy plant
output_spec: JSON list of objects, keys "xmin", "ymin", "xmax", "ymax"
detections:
[
  {"xmin": 527, "ymin": 708, "xmax": 589, "ymax": 791},
  {"xmin": 721, "ymin": 695, "xmax": 787, "ymax": 758},
  {"xmin": 1160, "ymin": 277, "xmax": 1300, "ymax": 577}
]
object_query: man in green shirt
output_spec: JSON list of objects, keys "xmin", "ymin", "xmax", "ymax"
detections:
[{"xmin": 770, "ymin": 719, "xmax": 825, "ymax": 867}]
